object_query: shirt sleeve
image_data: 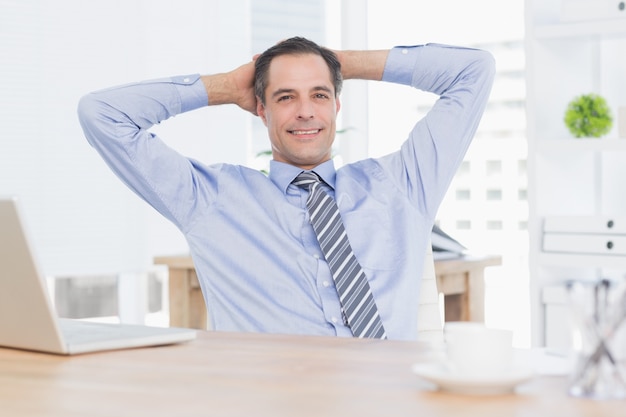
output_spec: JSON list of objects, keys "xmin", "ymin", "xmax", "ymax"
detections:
[
  {"xmin": 379, "ymin": 44, "xmax": 496, "ymax": 220},
  {"xmin": 77, "ymin": 74, "xmax": 214, "ymax": 230}
]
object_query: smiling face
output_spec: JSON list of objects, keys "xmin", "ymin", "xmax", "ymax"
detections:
[{"xmin": 256, "ymin": 53, "xmax": 341, "ymax": 170}]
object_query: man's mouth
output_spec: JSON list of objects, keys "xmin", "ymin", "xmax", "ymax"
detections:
[{"xmin": 289, "ymin": 129, "xmax": 321, "ymax": 136}]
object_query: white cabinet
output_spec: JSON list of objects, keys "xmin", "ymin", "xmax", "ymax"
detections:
[
  {"xmin": 543, "ymin": 215, "xmax": 626, "ymax": 256},
  {"xmin": 525, "ymin": 0, "xmax": 626, "ymax": 346},
  {"xmin": 543, "ymin": 233, "xmax": 626, "ymax": 256},
  {"xmin": 560, "ymin": 0, "xmax": 626, "ymax": 21}
]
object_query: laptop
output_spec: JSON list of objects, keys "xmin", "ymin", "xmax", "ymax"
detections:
[{"xmin": 0, "ymin": 197, "xmax": 196, "ymax": 355}]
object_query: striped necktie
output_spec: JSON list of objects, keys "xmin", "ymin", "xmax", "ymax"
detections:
[{"xmin": 293, "ymin": 171, "xmax": 387, "ymax": 339}]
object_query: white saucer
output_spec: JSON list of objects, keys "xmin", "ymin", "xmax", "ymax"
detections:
[{"xmin": 411, "ymin": 362, "xmax": 535, "ymax": 395}]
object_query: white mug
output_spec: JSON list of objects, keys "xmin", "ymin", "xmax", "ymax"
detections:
[{"xmin": 444, "ymin": 322, "xmax": 513, "ymax": 378}]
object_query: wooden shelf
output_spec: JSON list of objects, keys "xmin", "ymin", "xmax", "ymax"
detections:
[
  {"xmin": 526, "ymin": 1, "xmax": 626, "ymax": 347},
  {"xmin": 536, "ymin": 138, "xmax": 626, "ymax": 153},
  {"xmin": 538, "ymin": 251, "xmax": 626, "ymax": 269}
]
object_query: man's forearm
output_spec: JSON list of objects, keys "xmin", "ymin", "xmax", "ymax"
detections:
[
  {"xmin": 201, "ymin": 59, "xmax": 257, "ymax": 114},
  {"xmin": 201, "ymin": 73, "xmax": 234, "ymax": 106},
  {"xmin": 338, "ymin": 49, "xmax": 390, "ymax": 81}
]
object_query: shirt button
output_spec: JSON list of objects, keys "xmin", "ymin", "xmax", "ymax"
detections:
[
  {"xmin": 313, "ymin": 254, "xmax": 320, "ymax": 259},
  {"xmin": 331, "ymin": 317, "xmax": 339, "ymax": 324},
  {"xmin": 322, "ymin": 281, "xmax": 330, "ymax": 288},
  {"xmin": 402, "ymin": 48, "xmax": 408, "ymax": 55},
  {"xmin": 183, "ymin": 77, "xmax": 190, "ymax": 83}
]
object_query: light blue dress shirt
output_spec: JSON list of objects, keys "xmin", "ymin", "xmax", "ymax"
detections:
[{"xmin": 78, "ymin": 44, "xmax": 495, "ymax": 340}]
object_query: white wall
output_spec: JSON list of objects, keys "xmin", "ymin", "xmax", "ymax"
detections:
[{"xmin": 0, "ymin": 0, "xmax": 251, "ymax": 276}]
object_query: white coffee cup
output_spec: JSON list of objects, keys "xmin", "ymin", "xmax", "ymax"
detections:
[{"xmin": 444, "ymin": 322, "xmax": 513, "ymax": 378}]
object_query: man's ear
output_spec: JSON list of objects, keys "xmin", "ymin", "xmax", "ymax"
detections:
[
  {"xmin": 336, "ymin": 95, "xmax": 341, "ymax": 114},
  {"xmin": 257, "ymin": 98, "xmax": 267, "ymax": 125}
]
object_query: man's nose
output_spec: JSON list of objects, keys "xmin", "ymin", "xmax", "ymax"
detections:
[{"xmin": 296, "ymin": 100, "xmax": 314, "ymax": 119}]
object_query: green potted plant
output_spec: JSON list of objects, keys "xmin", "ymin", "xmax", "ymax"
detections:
[{"xmin": 564, "ymin": 93, "xmax": 613, "ymax": 138}]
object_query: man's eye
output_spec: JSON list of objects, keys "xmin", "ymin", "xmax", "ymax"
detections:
[
  {"xmin": 278, "ymin": 95, "xmax": 292, "ymax": 102},
  {"xmin": 314, "ymin": 93, "xmax": 329, "ymax": 99}
]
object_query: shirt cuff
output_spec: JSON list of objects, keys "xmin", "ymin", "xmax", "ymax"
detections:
[
  {"xmin": 382, "ymin": 45, "xmax": 423, "ymax": 86},
  {"xmin": 171, "ymin": 74, "xmax": 208, "ymax": 113}
]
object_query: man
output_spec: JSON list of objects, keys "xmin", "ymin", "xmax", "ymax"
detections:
[{"xmin": 78, "ymin": 37, "xmax": 495, "ymax": 340}]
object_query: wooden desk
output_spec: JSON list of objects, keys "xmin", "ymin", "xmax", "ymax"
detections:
[
  {"xmin": 0, "ymin": 332, "xmax": 621, "ymax": 417},
  {"xmin": 154, "ymin": 255, "xmax": 501, "ymax": 330},
  {"xmin": 154, "ymin": 255, "xmax": 206, "ymax": 330},
  {"xmin": 434, "ymin": 255, "xmax": 501, "ymax": 322}
]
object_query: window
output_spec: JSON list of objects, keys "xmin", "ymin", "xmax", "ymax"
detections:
[
  {"xmin": 518, "ymin": 188, "xmax": 527, "ymax": 201},
  {"xmin": 486, "ymin": 160, "xmax": 502, "ymax": 176},
  {"xmin": 456, "ymin": 189, "xmax": 471, "ymax": 200},
  {"xmin": 486, "ymin": 189, "xmax": 503, "ymax": 201},
  {"xmin": 458, "ymin": 160, "xmax": 471, "ymax": 175},
  {"xmin": 487, "ymin": 220, "xmax": 503, "ymax": 230},
  {"xmin": 518, "ymin": 160, "xmax": 527, "ymax": 175},
  {"xmin": 456, "ymin": 220, "xmax": 472, "ymax": 230}
]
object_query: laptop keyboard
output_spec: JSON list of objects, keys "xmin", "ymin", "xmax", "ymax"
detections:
[{"xmin": 58, "ymin": 319, "xmax": 173, "ymax": 345}]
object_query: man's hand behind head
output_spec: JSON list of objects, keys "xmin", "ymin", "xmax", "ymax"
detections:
[
  {"xmin": 229, "ymin": 57, "xmax": 259, "ymax": 116},
  {"xmin": 201, "ymin": 56, "xmax": 258, "ymax": 116}
]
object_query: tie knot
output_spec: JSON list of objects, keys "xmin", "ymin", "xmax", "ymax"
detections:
[{"xmin": 292, "ymin": 171, "xmax": 321, "ymax": 190}]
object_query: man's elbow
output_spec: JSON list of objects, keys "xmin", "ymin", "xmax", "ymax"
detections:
[
  {"xmin": 76, "ymin": 93, "xmax": 100, "ymax": 126},
  {"xmin": 76, "ymin": 93, "xmax": 116, "ymax": 148},
  {"xmin": 476, "ymin": 49, "xmax": 496, "ymax": 83}
]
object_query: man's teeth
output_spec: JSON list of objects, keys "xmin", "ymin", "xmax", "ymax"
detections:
[{"xmin": 291, "ymin": 129, "xmax": 319, "ymax": 135}]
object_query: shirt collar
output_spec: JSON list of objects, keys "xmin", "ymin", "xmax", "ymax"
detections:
[{"xmin": 269, "ymin": 159, "xmax": 337, "ymax": 194}]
